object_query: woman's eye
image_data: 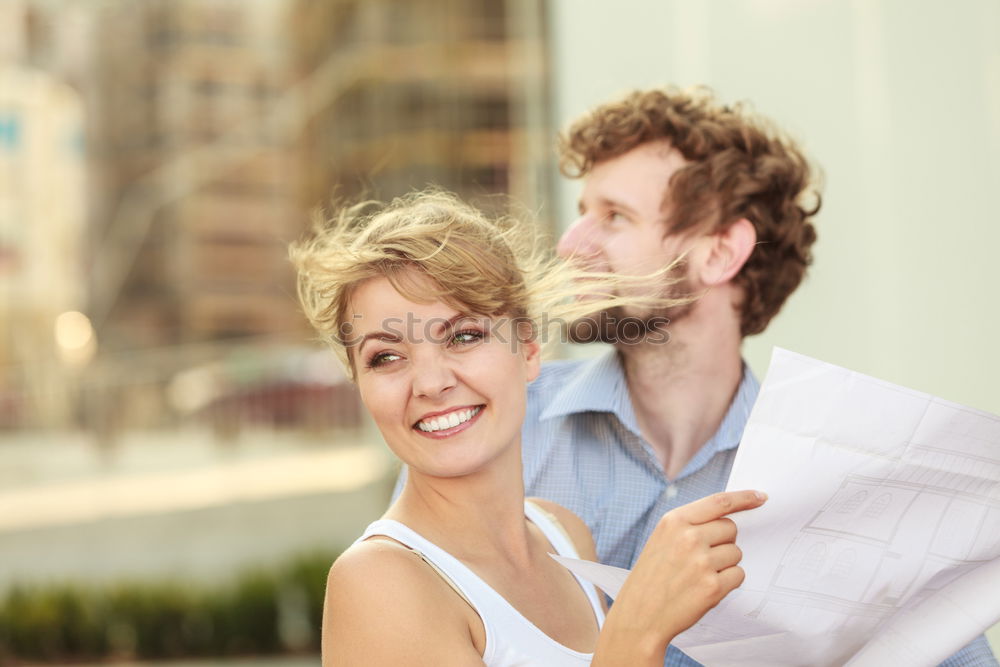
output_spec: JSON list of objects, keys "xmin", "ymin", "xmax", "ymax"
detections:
[
  {"xmin": 451, "ymin": 329, "xmax": 484, "ymax": 346},
  {"xmin": 607, "ymin": 210, "xmax": 627, "ymax": 224},
  {"xmin": 367, "ymin": 351, "xmax": 402, "ymax": 368}
]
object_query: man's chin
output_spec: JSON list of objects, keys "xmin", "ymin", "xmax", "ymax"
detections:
[
  {"xmin": 566, "ymin": 314, "xmax": 610, "ymax": 344},
  {"xmin": 565, "ymin": 307, "xmax": 680, "ymax": 346}
]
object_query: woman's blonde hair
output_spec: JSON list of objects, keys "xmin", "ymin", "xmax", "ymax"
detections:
[{"xmin": 290, "ymin": 190, "xmax": 687, "ymax": 378}]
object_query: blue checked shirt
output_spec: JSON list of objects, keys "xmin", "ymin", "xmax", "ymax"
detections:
[{"xmin": 522, "ymin": 349, "xmax": 998, "ymax": 667}]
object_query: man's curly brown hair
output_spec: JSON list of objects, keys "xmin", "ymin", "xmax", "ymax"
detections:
[{"xmin": 558, "ymin": 87, "xmax": 821, "ymax": 336}]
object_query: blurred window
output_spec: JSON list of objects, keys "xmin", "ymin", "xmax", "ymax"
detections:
[
  {"xmin": 466, "ymin": 0, "xmax": 507, "ymax": 41},
  {"xmin": 474, "ymin": 95, "xmax": 509, "ymax": 130}
]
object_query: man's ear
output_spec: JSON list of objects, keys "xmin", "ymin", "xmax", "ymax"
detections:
[{"xmin": 697, "ymin": 218, "xmax": 756, "ymax": 286}]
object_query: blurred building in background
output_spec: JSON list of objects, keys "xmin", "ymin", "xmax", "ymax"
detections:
[
  {"xmin": 293, "ymin": 0, "xmax": 551, "ymax": 216},
  {"xmin": 0, "ymin": 2, "xmax": 89, "ymax": 431},
  {"xmin": 87, "ymin": 1, "xmax": 306, "ymax": 348},
  {"xmin": 0, "ymin": 0, "xmax": 551, "ymax": 438},
  {"xmin": 0, "ymin": 4, "xmax": 552, "ymax": 655}
]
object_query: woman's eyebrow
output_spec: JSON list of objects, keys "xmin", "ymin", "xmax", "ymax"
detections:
[{"xmin": 356, "ymin": 330, "xmax": 402, "ymax": 352}]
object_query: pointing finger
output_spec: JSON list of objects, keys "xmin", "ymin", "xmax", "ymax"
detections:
[{"xmin": 675, "ymin": 490, "xmax": 767, "ymax": 525}]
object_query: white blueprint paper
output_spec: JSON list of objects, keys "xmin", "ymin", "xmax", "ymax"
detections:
[
  {"xmin": 555, "ymin": 348, "xmax": 1000, "ymax": 666},
  {"xmin": 550, "ymin": 554, "xmax": 629, "ymax": 598}
]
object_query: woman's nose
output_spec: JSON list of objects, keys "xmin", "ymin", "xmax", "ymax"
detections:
[{"xmin": 410, "ymin": 350, "xmax": 457, "ymax": 399}]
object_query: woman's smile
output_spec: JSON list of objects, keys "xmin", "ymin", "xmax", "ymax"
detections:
[{"xmin": 414, "ymin": 405, "xmax": 484, "ymax": 437}]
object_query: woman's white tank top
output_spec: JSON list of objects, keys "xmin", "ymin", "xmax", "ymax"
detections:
[{"xmin": 356, "ymin": 501, "xmax": 605, "ymax": 666}]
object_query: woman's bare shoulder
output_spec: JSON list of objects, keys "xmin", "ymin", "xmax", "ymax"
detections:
[
  {"xmin": 322, "ymin": 539, "xmax": 484, "ymax": 666},
  {"xmin": 327, "ymin": 537, "xmax": 428, "ymax": 592},
  {"xmin": 325, "ymin": 537, "xmax": 457, "ymax": 620}
]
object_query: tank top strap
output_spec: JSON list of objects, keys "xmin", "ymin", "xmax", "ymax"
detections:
[
  {"xmin": 523, "ymin": 500, "xmax": 580, "ymax": 558},
  {"xmin": 523, "ymin": 501, "xmax": 606, "ymax": 625},
  {"xmin": 355, "ymin": 518, "xmax": 494, "ymax": 609},
  {"xmin": 356, "ymin": 501, "xmax": 605, "ymax": 665}
]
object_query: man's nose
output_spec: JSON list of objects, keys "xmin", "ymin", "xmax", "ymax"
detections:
[{"xmin": 557, "ymin": 215, "xmax": 599, "ymax": 260}]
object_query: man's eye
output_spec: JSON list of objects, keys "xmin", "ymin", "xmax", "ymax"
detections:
[
  {"xmin": 451, "ymin": 329, "xmax": 484, "ymax": 346},
  {"xmin": 607, "ymin": 211, "xmax": 627, "ymax": 224},
  {"xmin": 367, "ymin": 351, "xmax": 402, "ymax": 368}
]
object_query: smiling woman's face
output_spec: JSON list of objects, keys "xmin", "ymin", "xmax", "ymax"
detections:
[{"xmin": 347, "ymin": 271, "xmax": 540, "ymax": 479}]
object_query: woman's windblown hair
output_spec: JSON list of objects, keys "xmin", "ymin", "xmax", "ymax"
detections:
[{"xmin": 290, "ymin": 190, "xmax": 688, "ymax": 378}]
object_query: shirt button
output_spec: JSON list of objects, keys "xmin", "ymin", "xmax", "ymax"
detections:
[{"xmin": 665, "ymin": 484, "xmax": 679, "ymax": 499}]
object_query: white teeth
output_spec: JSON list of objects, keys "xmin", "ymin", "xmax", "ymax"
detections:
[{"xmin": 416, "ymin": 407, "xmax": 480, "ymax": 433}]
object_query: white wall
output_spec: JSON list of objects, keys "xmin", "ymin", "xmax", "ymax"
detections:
[{"xmin": 547, "ymin": 0, "xmax": 1000, "ymax": 415}]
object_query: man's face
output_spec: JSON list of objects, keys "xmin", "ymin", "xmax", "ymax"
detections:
[{"xmin": 557, "ymin": 140, "xmax": 694, "ymax": 344}]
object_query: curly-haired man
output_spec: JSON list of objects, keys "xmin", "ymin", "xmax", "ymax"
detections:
[{"xmin": 522, "ymin": 87, "xmax": 997, "ymax": 666}]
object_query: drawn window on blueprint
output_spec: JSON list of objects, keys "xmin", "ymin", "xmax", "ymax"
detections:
[
  {"xmin": 831, "ymin": 548, "xmax": 857, "ymax": 578},
  {"xmin": 863, "ymin": 492, "xmax": 892, "ymax": 518},
  {"xmin": 839, "ymin": 490, "xmax": 868, "ymax": 514},
  {"xmin": 800, "ymin": 542, "xmax": 827, "ymax": 576}
]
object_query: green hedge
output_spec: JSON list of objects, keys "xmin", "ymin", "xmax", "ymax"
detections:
[{"xmin": 0, "ymin": 550, "xmax": 336, "ymax": 665}]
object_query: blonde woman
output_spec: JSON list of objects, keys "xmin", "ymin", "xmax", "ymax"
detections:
[{"xmin": 291, "ymin": 191, "xmax": 766, "ymax": 666}]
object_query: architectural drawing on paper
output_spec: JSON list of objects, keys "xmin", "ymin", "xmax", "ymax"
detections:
[{"xmin": 753, "ymin": 440, "xmax": 1000, "ymax": 624}]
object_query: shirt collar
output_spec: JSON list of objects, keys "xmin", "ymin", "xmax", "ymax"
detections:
[
  {"xmin": 539, "ymin": 348, "xmax": 762, "ymax": 476},
  {"xmin": 539, "ymin": 348, "xmax": 636, "ymax": 427}
]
